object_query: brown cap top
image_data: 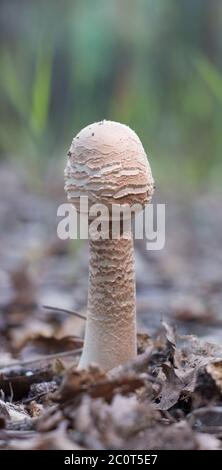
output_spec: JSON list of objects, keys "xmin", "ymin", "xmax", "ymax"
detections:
[{"xmin": 64, "ymin": 120, "xmax": 154, "ymax": 210}]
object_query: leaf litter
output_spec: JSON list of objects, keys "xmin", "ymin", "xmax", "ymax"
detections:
[
  {"xmin": 0, "ymin": 322, "xmax": 222, "ymax": 450},
  {"xmin": 0, "ymin": 165, "xmax": 222, "ymax": 449}
]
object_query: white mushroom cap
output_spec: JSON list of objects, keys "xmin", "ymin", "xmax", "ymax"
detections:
[{"xmin": 65, "ymin": 120, "xmax": 154, "ymax": 212}]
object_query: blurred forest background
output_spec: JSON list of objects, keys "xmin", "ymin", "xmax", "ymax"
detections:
[
  {"xmin": 0, "ymin": 0, "xmax": 222, "ymax": 187},
  {"xmin": 1, "ymin": 2, "xmax": 222, "ymax": 450}
]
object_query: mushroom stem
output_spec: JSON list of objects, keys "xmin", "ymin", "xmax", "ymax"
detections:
[{"xmin": 78, "ymin": 234, "xmax": 136, "ymax": 371}]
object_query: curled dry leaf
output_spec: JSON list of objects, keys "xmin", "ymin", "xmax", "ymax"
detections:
[
  {"xmin": 54, "ymin": 366, "xmax": 106, "ymax": 402},
  {"xmin": 158, "ymin": 321, "xmax": 177, "ymax": 367},
  {"xmin": 155, "ymin": 364, "xmax": 185, "ymax": 411},
  {"xmin": 160, "ymin": 321, "xmax": 176, "ymax": 350},
  {"xmin": 88, "ymin": 375, "xmax": 145, "ymax": 402},
  {"xmin": 18, "ymin": 335, "xmax": 83, "ymax": 360},
  {"xmin": 10, "ymin": 318, "xmax": 54, "ymax": 351},
  {"xmin": 55, "ymin": 366, "xmax": 144, "ymax": 404}
]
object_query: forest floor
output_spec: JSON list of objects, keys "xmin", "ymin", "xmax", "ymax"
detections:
[{"xmin": 0, "ymin": 163, "xmax": 222, "ymax": 450}]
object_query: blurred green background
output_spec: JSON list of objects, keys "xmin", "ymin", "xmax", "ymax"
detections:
[{"xmin": 0, "ymin": 0, "xmax": 222, "ymax": 187}]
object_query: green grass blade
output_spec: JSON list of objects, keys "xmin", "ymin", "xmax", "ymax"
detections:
[{"xmin": 30, "ymin": 43, "xmax": 53, "ymax": 136}]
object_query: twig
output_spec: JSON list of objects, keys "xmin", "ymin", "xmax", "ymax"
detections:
[
  {"xmin": 22, "ymin": 391, "xmax": 53, "ymax": 404},
  {"xmin": 0, "ymin": 348, "xmax": 82, "ymax": 371},
  {"xmin": 42, "ymin": 305, "xmax": 86, "ymax": 320}
]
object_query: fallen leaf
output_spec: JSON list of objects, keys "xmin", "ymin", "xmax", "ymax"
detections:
[
  {"xmin": 55, "ymin": 366, "xmax": 144, "ymax": 403},
  {"xmin": 18, "ymin": 335, "xmax": 83, "ymax": 360}
]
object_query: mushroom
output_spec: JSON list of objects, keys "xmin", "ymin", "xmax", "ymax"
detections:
[{"xmin": 64, "ymin": 120, "xmax": 154, "ymax": 371}]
